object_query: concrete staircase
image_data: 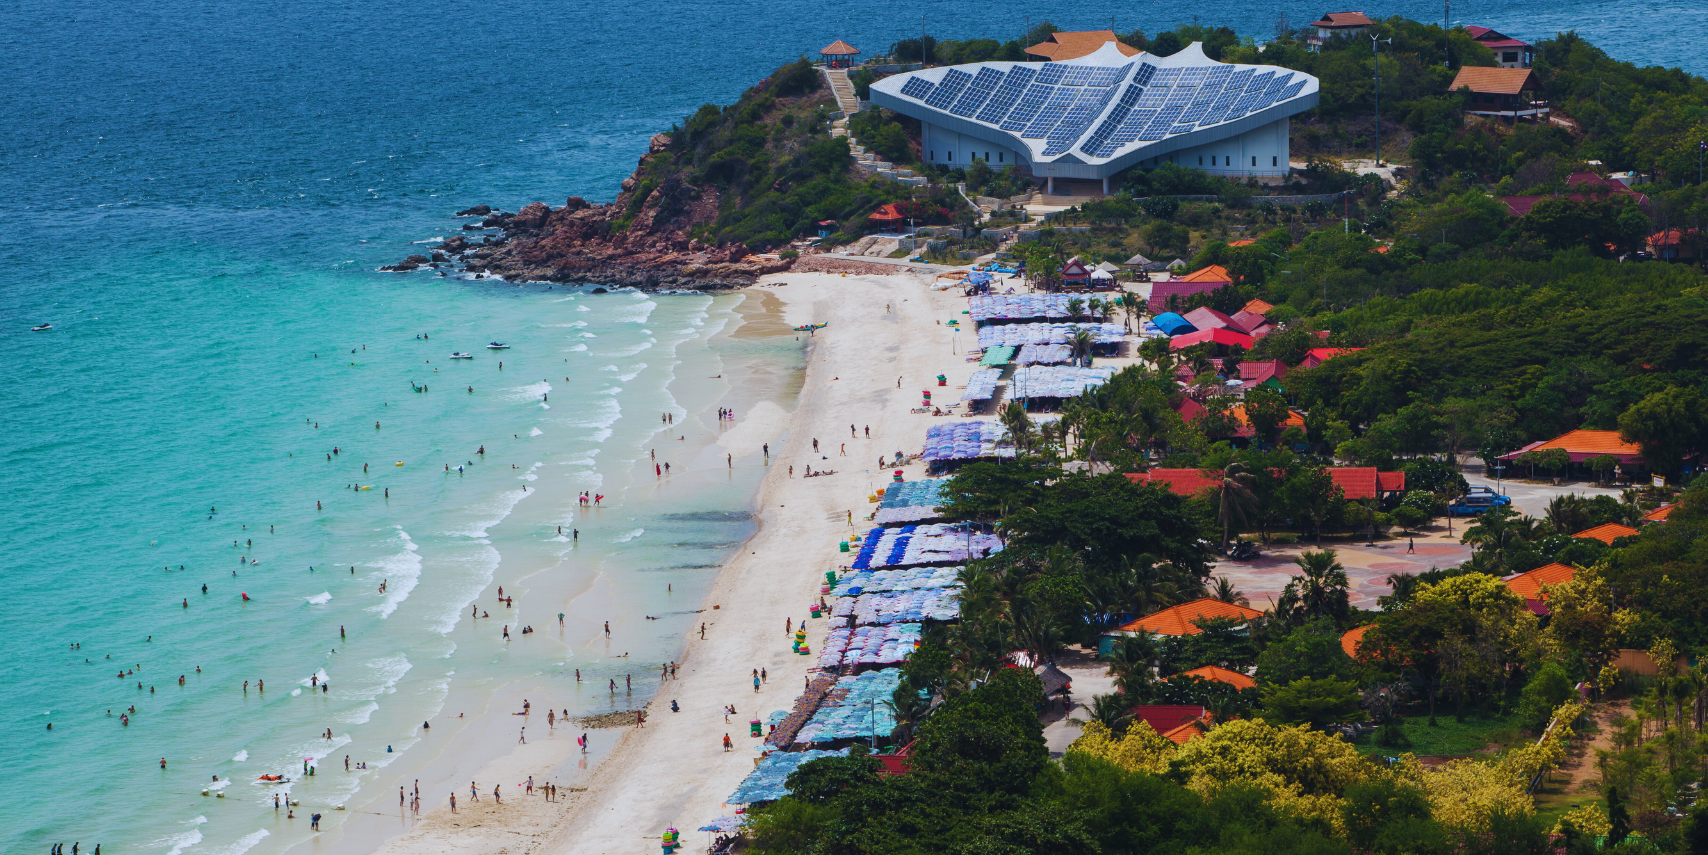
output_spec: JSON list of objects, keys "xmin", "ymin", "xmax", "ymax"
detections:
[{"xmin": 824, "ymin": 68, "xmax": 860, "ymax": 115}]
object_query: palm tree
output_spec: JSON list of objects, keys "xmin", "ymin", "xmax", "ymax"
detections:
[
  {"xmin": 1285, "ymin": 549, "xmax": 1350, "ymax": 626},
  {"xmin": 1461, "ymin": 506, "xmax": 1537, "ymax": 569},
  {"xmin": 1012, "ymin": 609, "xmax": 1064, "ymax": 669},
  {"xmin": 1066, "ymin": 296, "xmax": 1086, "ymax": 320},
  {"xmin": 998, "ymin": 400, "xmax": 1034, "ymax": 453},
  {"xmin": 1211, "ymin": 576, "xmax": 1249, "ymax": 606},
  {"xmin": 1380, "ymin": 571, "xmax": 1420, "ymax": 609},
  {"xmin": 1087, "ymin": 297, "xmax": 1107, "ymax": 321},
  {"xmin": 1106, "ymin": 634, "xmax": 1157, "ymax": 699},
  {"xmin": 1214, "ymin": 461, "xmax": 1259, "ymax": 551},
  {"xmin": 1068, "ymin": 327, "xmax": 1096, "ymax": 367},
  {"xmin": 1089, "ymin": 692, "xmax": 1134, "ymax": 735},
  {"xmin": 883, "ymin": 686, "xmax": 933, "ymax": 741},
  {"xmin": 1118, "ymin": 291, "xmax": 1144, "ymax": 333}
]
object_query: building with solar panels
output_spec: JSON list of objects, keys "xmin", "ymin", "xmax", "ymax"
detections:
[{"xmin": 867, "ymin": 41, "xmax": 1318, "ymax": 194}]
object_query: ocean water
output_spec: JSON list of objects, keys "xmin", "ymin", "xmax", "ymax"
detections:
[{"xmin": 1, "ymin": 0, "xmax": 1699, "ymax": 853}]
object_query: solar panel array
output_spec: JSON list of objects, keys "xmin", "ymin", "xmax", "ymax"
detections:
[{"xmin": 889, "ymin": 58, "xmax": 1311, "ymax": 162}]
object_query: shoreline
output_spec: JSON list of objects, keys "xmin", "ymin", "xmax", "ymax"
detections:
[
  {"xmin": 303, "ymin": 289, "xmax": 796, "ymax": 855},
  {"xmin": 358, "ymin": 268, "xmax": 967, "ymax": 854}
]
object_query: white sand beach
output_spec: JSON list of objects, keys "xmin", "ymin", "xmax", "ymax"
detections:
[{"xmin": 361, "ymin": 269, "xmax": 974, "ymax": 854}]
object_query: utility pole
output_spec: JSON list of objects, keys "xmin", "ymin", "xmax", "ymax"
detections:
[
  {"xmin": 1445, "ymin": 0, "xmax": 1449, "ymax": 30},
  {"xmin": 921, "ymin": 15, "xmax": 927, "ymax": 68},
  {"xmin": 1371, "ymin": 33, "xmax": 1392, "ymax": 166},
  {"xmin": 1698, "ymin": 140, "xmax": 1705, "ymax": 185}
]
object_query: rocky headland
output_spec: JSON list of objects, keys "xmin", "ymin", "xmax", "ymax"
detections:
[{"xmin": 386, "ymin": 133, "xmax": 792, "ymax": 290}]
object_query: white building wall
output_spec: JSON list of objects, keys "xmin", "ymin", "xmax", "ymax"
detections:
[
  {"xmin": 921, "ymin": 122, "xmax": 1029, "ymax": 169},
  {"xmin": 1128, "ymin": 118, "xmax": 1290, "ymax": 179}
]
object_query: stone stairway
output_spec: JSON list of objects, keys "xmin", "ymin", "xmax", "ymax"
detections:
[{"xmin": 824, "ymin": 68, "xmax": 860, "ymax": 115}]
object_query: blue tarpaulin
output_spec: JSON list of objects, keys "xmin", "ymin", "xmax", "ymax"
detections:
[{"xmin": 1152, "ymin": 312, "xmax": 1197, "ymax": 336}]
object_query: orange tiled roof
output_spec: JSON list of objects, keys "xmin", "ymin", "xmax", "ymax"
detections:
[
  {"xmin": 1572, "ymin": 523, "xmax": 1639, "ymax": 545},
  {"xmin": 1177, "ymin": 264, "xmax": 1233, "ymax": 283},
  {"xmin": 1340, "ymin": 623, "xmax": 1373, "ymax": 659},
  {"xmin": 1242, "ymin": 299, "xmax": 1275, "ymax": 315},
  {"xmin": 1162, "ymin": 717, "xmax": 1213, "ymax": 743},
  {"xmin": 1023, "ymin": 30, "xmax": 1141, "ymax": 61},
  {"xmin": 819, "ymin": 39, "xmax": 860, "ymax": 55},
  {"xmin": 1644, "ymin": 505, "xmax": 1674, "ymax": 522},
  {"xmin": 1505, "ymin": 563, "xmax": 1575, "ymax": 601},
  {"xmin": 1449, "ymin": 66, "xmax": 1543, "ymax": 96},
  {"xmin": 1170, "ymin": 665, "xmax": 1256, "ymax": 691},
  {"xmin": 1113, "ymin": 598, "xmax": 1264, "ymax": 636},
  {"xmin": 1530, "ymin": 429, "xmax": 1641, "ymax": 458},
  {"xmin": 1228, "ymin": 238, "xmax": 1258, "ymax": 247},
  {"xmin": 1127, "ymin": 468, "xmax": 1219, "ymax": 496}
]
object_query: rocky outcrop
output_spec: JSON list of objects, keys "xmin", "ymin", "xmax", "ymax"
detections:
[{"xmin": 392, "ymin": 133, "xmax": 795, "ymax": 290}]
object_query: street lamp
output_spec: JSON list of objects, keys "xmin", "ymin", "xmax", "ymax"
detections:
[
  {"xmin": 1370, "ymin": 34, "xmax": 1393, "ymax": 166},
  {"xmin": 1698, "ymin": 140, "xmax": 1705, "ymax": 185},
  {"xmin": 1492, "ymin": 461, "xmax": 1506, "ymax": 496}
]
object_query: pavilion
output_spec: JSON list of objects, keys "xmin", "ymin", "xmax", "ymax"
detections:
[{"xmin": 820, "ymin": 39, "xmax": 860, "ymax": 68}]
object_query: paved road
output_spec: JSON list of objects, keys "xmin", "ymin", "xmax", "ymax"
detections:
[{"xmin": 1461, "ymin": 466, "xmax": 1624, "ymax": 519}]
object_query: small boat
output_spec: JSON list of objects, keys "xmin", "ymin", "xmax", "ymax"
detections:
[
  {"xmin": 257, "ymin": 775, "xmax": 290, "ymax": 783},
  {"xmin": 486, "ymin": 341, "xmax": 510, "ymax": 349},
  {"xmin": 31, "ymin": 323, "xmax": 51, "ymax": 331},
  {"xmin": 450, "ymin": 352, "xmax": 473, "ymax": 359},
  {"xmin": 792, "ymin": 323, "xmax": 828, "ymax": 333}
]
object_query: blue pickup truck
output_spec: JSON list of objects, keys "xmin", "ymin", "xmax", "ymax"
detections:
[{"xmin": 1448, "ymin": 487, "xmax": 1513, "ymax": 516}]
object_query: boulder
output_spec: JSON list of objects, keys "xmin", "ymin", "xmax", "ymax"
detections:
[
  {"xmin": 563, "ymin": 196, "xmax": 590, "ymax": 211},
  {"xmin": 481, "ymin": 212, "xmax": 512, "ymax": 228},
  {"xmin": 649, "ymin": 133, "xmax": 671, "ymax": 154},
  {"xmin": 456, "ymin": 204, "xmax": 492, "ymax": 217},
  {"xmin": 510, "ymin": 202, "xmax": 551, "ymax": 230}
]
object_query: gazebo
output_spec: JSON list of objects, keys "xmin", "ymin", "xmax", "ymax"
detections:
[
  {"xmin": 820, "ymin": 39, "xmax": 861, "ymax": 68},
  {"xmin": 867, "ymin": 202, "xmax": 905, "ymax": 234}
]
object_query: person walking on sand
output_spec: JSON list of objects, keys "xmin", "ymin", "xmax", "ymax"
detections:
[
  {"xmin": 450, "ymin": 793, "xmax": 456, "ymax": 812},
  {"xmin": 723, "ymin": 733, "xmax": 732, "ymax": 751},
  {"xmin": 493, "ymin": 785, "xmax": 501, "ymax": 804},
  {"xmin": 754, "ymin": 674, "xmax": 761, "ymax": 693},
  {"xmin": 470, "ymin": 782, "xmax": 479, "ymax": 802},
  {"xmin": 604, "ymin": 621, "xmax": 610, "ymax": 638},
  {"xmin": 761, "ymin": 667, "xmax": 767, "ymax": 683},
  {"xmin": 812, "ymin": 438, "xmax": 818, "ymax": 452},
  {"xmin": 518, "ymin": 727, "xmax": 526, "ymax": 744}
]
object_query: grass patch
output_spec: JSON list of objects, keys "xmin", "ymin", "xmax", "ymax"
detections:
[
  {"xmin": 1533, "ymin": 784, "xmax": 1599, "ymax": 830},
  {"xmin": 1357, "ymin": 707, "xmax": 1526, "ymax": 757}
]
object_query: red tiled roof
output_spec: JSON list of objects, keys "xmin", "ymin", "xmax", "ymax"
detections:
[
  {"xmin": 1650, "ymin": 228, "xmax": 1699, "ymax": 248},
  {"xmin": 1172, "ymin": 397, "xmax": 1206, "ymax": 421},
  {"xmin": 1148, "ymin": 281, "xmax": 1224, "ymax": 313},
  {"xmin": 1572, "ymin": 523, "xmax": 1639, "ymax": 545},
  {"xmin": 1227, "ymin": 238, "xmax": 1258, "ymax": 247},
  {"xmin": 1376, "ymin": 470, "xmax": 1406, "ymax": 492},
  {"xmin": 1242, "ymin": 299, "xmax": 1275, "ymax": 315},
  {"xmin": 1449, "ymin": 66, "xmax": 1542, "ymax": 96},
  {"xmin": 819, "ymin": 39, "xmax": 861, "ymax": 55},
  {"xmin": 1127, "ymin": 468, "xmax": 1219, "ymax": 496},
  {"xmin": 1301, "ymin": 347, "xmax": 1361, "ymax": 367},
  {"xmin": 1501, "ymin": 174, "xmax": 1649, "ymax": 217},
  {"xmin": 1183, "ymin": 306, "xmax": 1242, "ymax": 332},
  {"xmin": 1162, "ymin": 718, "xmax": 1213, "ymax": 743},
  {"xmin": 1112, "ymin": 598, "xmax": 1264, "ymax": 636},
  {"xmin": 1643, "ymin": 505, "xmax": 1674, "ymax": 522},
  {"xmin": 1499, "ymin": 428, "xmax": 1644, "ymax": 464},
  {"xmin": 1230, "ymin": 310, "xmax": 1268, "ymax": 333},
  {"xmin": 1504, "ymin": 563, "xmax": 1575, "ymax": 601},
  {"xmin": 1023, "ymin": 30, "xmax": 1141, "ymax": 61},
  {"xmin": 869, "ymin": 203, "xmax": 905, "ymax": 220},
  {"xmin": 1133, "ymin": 705, "xmax": 1207, "ymax": 736},
  {"xmin": 1169, "ymin": 665, "xmax": 1256, "ymax": 691},
  {"xmin": 1239, "ymin": 359, "xmax": 1287, "ymax": 386},
  {"xmin": 1465, "ymin": 25, "xmax": 1532, "ymax": 50},
  {"xmin": 1169, "ymin": 327, "xmax": 1255, "ymax": 350},
  {"xmin": 1328, "ymin": 467, "xmax": 1378, "ymax": 500},
  {"xmin": 1177, "ymin": 264, "xmax": 1233, "ymax": 283},
  {"xmin": 1340, "ymin": 623, "xmax": 1373, "ymax": 659},
  {"xmin": 1312, "ymin": 11, "xmax": 1375, "ymax": 28}
]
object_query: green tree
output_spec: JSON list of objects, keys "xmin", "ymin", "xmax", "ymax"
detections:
[
  {"xmin": 1243, "ymin": 386, "xmax": 1291, "ymax": 446},
  {"xmin": 1516, "ymin": 661, "xmax": 1573, "ymax": 731},
  {"xmin": 1255, "ymin": 619, "xmax": 1356, "ymax": 686},
  {"xmin": 1214, "ymin": 460, "xmax": 1259, "ymax": 551},
  {"xmin": 1260, "ymin": 676, "xmax": 1367, "ymax": 729},
  {"xmin": 1619, "ymin": 386, "xmax": 1708, "ymax": 479},
  {"xmin": 1279, "ymin": 550, "xmax": 1351, "ymax": 627}
]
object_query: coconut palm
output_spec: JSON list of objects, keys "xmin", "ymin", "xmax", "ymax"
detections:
[
  {"xmin": 1211, "ymin": 576, "xmax": 1249, "ymax": 607},
  {"xmin": 1066, "ymin": 296, "xmax": 1086, "ymax": 320},
  {"xmin": 1068, "ymin": 327, "xmax": 1096, "ymax": 367},
  {"xmin": 1105, "ymin": 633, "xmax": 1157, "ymax": 699},
  {"xmin": 1089, "ymin": 692, "xmax": 1135, "ymax": 735},
  {"xmin": 1214, "ymin": 461, "xmax": 1259, "ymax": 551},
  {"xmin": 1283, "ymin": 549, "xmax": 1351, "ymax": 626},
  {"xmin": 998, "ymin": 400, "xmax": 1035, "ymax": 453},
  {"xmin": 1118, "ymin": 291, "xmax": 1144, "ymax": 333}
]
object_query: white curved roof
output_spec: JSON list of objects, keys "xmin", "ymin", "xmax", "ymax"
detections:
[{"xmin": 868, "ymin": 42, "xmax": 1318, "ymax": 173}]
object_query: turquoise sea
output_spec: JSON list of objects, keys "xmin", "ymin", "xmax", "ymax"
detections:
[{"xmin": 2, "ymin": 0, "xmax": 1700, "ymax": 852}]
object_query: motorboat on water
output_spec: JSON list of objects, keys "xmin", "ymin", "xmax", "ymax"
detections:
[
  {"xmin": 31, "ymin": 323, "xmax": 51, "ymax": 331},
  {"xmin": 450, "ymin": 352, "xmax": 474, "ymax": 359},
  {"xmin": 486, "ymin": 341, "xmax": 510, "ymax": 349}
]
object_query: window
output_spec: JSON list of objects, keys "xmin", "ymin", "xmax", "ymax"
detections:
[
  {"xmin": 1504, "ymin": 51, "xmax": 1518, "ymax": 62},
  {"xmin": 1272, "ymin": 156, "xmax": 1278, "ymax": 166},
  {"xmin": 998, "ymin": 152, "xmax": 1004, "ymax": 163},
  {"xmin": 1199, "ymin": 156, "xmax": 1204, "ymax": 165},
  {"xmin": 947, "ymin": 151, "xmax": 953, "ymax": 161},
  {"xmin": 930, "ymin": 151, "xmax": 935, "ymax": 161},
  {"xmin": 1251, "ymin": 156, "xmax": 1257, "ymax": 166},
  {"xmin": 985, "ymin": 152, "xmax": 991, "ymax": 161}
]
